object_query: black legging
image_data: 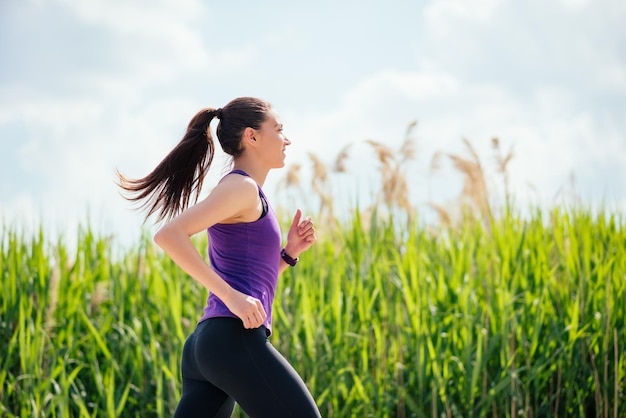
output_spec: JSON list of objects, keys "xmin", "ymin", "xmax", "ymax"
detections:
[{"xmin": 173, "ymin": 317, "xmax": 321, "ymax": 418}]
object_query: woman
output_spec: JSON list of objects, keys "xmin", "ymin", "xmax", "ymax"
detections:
[{"xmin": 117, "ymin": 97, "xmax": 321, "ymax": 417}]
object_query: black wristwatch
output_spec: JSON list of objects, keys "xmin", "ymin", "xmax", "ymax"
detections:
[{"xmin": 280, "ymin": 248, "xmax": 299, "ymax": 266}]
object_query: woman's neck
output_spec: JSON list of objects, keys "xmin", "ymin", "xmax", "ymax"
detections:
[{"xmin": 232, "ymin": 160, "xmax": 269, "ymax": 187}]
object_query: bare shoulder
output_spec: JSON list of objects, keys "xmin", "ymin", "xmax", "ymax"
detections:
[
  {"xmin": 218, "ymin": 172, "xmax": 259, "ymax": 194},
  {"xmin": 209, "ymin": 174, "xmax": 258, "ymax": 209},
  {"xmin": 209, "ymin": 173, "xmax": 259, "ymax": 223}
]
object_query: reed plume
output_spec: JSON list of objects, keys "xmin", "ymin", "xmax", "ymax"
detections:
[
  {"xmin": 365, "ymin": 120, "xmax": 417, "ymax": 219},
  {"xmin": 308, "ymin": 152, "xmax": 335, "ymax": 221},
  {"xmin": 447, "ymin": 138, "xmax": 491, "ymax": 230},
  {"xmin": 334, "ymin": 144, "xmax": 352, "ymax": 173},
  {"xmin": 491, "ymin": 136, "xmax": 514, "ymax": 207}
]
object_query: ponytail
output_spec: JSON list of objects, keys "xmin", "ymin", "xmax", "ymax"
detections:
[
  {"xmin": 117, "ymin": 107, "xmax": 219, "ymax": 223},
  {"xmin": 117, "ymin": 97, "xmax": 272, "ymax": 223}
]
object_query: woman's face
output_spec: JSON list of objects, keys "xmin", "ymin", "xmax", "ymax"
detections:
[{"xmin": 254, "ymin": 111, "xmax": 291, "ymax": 168}]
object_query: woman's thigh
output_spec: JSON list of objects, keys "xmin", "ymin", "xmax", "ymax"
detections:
[{"xmin": 194, "ymin": 317, "xmax": 321, "ymax": 418}]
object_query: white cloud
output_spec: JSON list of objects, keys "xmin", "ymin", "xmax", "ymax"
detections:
[
  {"xmin": 58, "ymin": 0, "xmax": 207, "ymax": 86},
  {"xmin": 420, "ymin": 0, "xmax": 626, "ymax": 96},
  {"xmin": 344, "ymin": 70, "xmax": 460, "ymax": 104},
  {"xmin": 1, "ymin": 0, "xmax": 624, "ymax": 248}
]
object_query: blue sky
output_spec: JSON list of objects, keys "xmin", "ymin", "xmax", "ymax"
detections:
[{"xmin": 1, "ymin": 0, "xmax": 625, "ymax": 247}]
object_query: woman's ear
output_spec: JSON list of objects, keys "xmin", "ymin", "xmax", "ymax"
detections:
[{"xmin": 242, "ymin": 127, "xmax": 258, "ymax": 147}]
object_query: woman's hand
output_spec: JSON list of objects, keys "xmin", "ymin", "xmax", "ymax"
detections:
[
  {"xmin": 284, "ymin": 208, "xmax": 317, "ymax": 258},
  {"xmin": 223, "ymin": 289, "xmax": 267, "ymax": 329}
]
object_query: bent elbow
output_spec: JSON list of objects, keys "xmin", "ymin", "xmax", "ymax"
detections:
[{"xmin": 153, "ymin": 227, "xmax": 169, "ymax": 248}]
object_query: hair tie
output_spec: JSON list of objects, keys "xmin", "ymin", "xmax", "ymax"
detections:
[{"xmin": 215, "ymin": 108, "xmax": 223, "ymax": 119}]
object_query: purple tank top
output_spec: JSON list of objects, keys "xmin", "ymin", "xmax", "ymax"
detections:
[{"xmin": 198, "ymin": 170, "xmax": 282, "ymax": 335}]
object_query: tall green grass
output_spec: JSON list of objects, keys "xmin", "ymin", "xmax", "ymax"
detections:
[{"xmin": 1, "ymin": 207, "xmax": 624, "ymax": 417}]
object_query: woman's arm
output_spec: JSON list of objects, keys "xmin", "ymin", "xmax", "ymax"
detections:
[
  {"xmin": 278, "ymin": 209, "xmax": 317, "ymax": 275},
  {"xmin": 153, "ymin": 176, "xmax": 268, "ymax": 329}
]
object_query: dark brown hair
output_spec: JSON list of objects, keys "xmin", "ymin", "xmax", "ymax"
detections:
[{"xmin": 117, "ymin": 97, "xmax": 272, "ymax": 222}]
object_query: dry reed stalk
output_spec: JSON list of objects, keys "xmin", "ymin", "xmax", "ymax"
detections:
[
  {"xmin": 400, "ymin": 121, "xmax": 417, "ymax": 162},
  {"xmin": 366, "ymin": 139, "xmax": 395, "ymax": 168},
  {"xmin": 448, "ymin": 138, "xmax": 491, "ymax": 231},
  {"xmin": 430, "ymin": 151, "xmax": 443, "ymax": 174},
  {"xmin": 308, "ymin": 152, "xmax": 334, "ymax": 221},
  {"xmin": 276, "ymin": 163, "xmax": 306, "ymax": 216},
  {"xmin": 427, "ymin": 202, "xmax": 451, "ymax": 227},
  {"xmin": 492, "ymin": 137, "xmax": 514, "ymax": 174},
  {"xmin": 309, "ymin": 152, "xmax": 328, "ymax": 184},
  {"xmin": 366, "ymin": 131, "xmax": 416, "ymax": 217},
  {"xmin": 491, "ymin": 137, "xmax": 514, "ymax": 206},
  {"xmin": 449, "ymin": 156, "xmax": 487, "ymax": 211},
  {"xmin": 384, "ymin": 168, "xmax": 410, "ymax": 212},
  {"xmin": 334, "ymin": 144, "xmax": 352, "ymax": 173},
  {"xmin": 284, "ymin": 163, "xmax": 302, "ymax": 188}
]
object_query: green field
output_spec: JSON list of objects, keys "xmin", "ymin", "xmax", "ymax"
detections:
[{"xmin": 1, "ymin": 205, "xmax": 625, "ymax": 417}]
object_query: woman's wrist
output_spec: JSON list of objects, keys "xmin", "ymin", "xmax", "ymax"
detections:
[
  {"xmin": 280, "ymin": 248, "xmax": 299, "ymax": 266},
  {"xmin": 282, "ymin": 244, "xmax": 300, "ymax": 259}
]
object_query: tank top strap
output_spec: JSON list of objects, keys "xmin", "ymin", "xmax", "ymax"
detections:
[{"xmin": 229, "ymin": 169, "xmax": 250, "ymax": 177}]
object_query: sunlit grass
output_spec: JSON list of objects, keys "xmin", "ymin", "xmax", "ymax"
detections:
[{"xmin": 2, "ymin": 205, "xmax": 624, "ymax": 417}]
